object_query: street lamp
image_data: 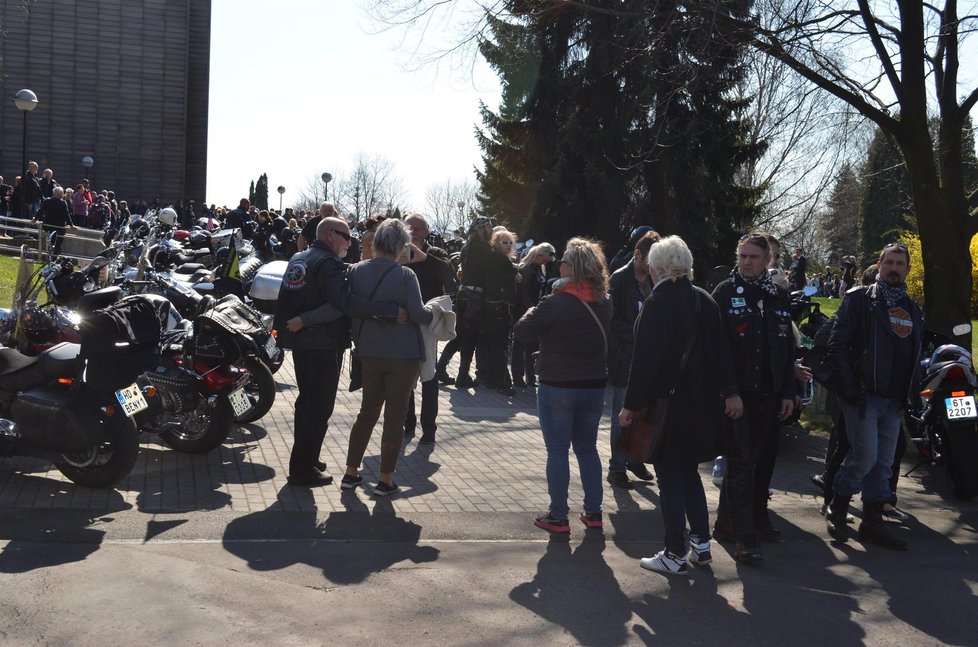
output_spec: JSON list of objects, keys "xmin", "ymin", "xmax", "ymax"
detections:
[
  {"xmin": 277, "ymin": 185, "xmax": 286, "ymax": 212},
  {"xmin": 321, "ymin": 172, "xmax": 332, "ymax": 202},
  {"xmin": 14, "ymin": 89, "xmax": 39, "ymax": 173},
  {"xmin": 81, "ymin": 155, "xmax": 94, "ymax": 182}
]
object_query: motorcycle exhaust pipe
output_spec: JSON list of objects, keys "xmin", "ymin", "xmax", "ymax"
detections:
[{"xmin": 0, "ymin": 419, "xmax": 21, "ymax": 457}]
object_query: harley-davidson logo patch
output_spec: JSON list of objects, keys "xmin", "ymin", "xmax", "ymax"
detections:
[{"xmin": 888, "ymin": 306, "xmax": 912, "ymax": 338}]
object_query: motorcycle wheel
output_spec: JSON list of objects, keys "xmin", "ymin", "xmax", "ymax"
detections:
[
  {"xmin": 159, "ymin": 397, "xmax": 235, "ymax": 454},
  {"xmin": 235, "ymin": 357, "xmax": 275, "ymax": 423},
  {"xmin": 55, "ymin": 414, "xmax": 140, "ymax": 488},
  {"xmin": 945, "ymin": 424, "xmax": 978, "ymax": 500}
]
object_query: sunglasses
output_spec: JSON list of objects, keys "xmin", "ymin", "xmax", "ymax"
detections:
[
  {"xmin": 883, "ymin": 243, "xmax": 908, "ymax": 251},
  {"xmin": 329, "ymin": 228, "xmax": 352, "ymax": 242}
]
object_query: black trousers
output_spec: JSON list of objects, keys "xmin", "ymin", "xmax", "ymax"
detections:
[
  {"xmin": 511, "ymin": 337, "xmax": 538, "ymax": 385},
  {"xmin": 717, "ymin": 391, "xmax": 781, "ymax": 542},
  {"xmin": 289, "ymin": 348, "xmax": 343, "ymax": 477},
  {"xmin": 482, "ymin": 314, "xmax": 511, "ymax": 388},
  {"xmin": 405, "ymin": 376, "xmax": 439, "ymax": 434}
]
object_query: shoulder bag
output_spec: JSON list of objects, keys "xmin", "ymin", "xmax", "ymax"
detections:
[{"xmin": 617, "ymin": 290, "xmax": 701, "ymax": 463}]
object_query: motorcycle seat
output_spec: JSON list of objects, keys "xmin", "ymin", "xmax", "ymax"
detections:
[
  {"xmin": 77, "ymin": 286, "xmax": 124, "ymax": 314},
  {"xmin": 0, "ymin": 342, "xmax": 81, "ymax": 392},
  {"xmin": 174, "ymin": 262, "xmax": 206, "ymax": 275}
]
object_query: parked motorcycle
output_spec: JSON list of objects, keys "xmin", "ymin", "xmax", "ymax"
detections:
[
  {"xmin": 909, "ymin": 324, "xmax": 978, "ymax": 499},
  {"xmin": 0, "ymin": 296, "xmax": 164, "ymax": 488}
]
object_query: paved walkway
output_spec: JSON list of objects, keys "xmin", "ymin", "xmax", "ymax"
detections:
[{"xmin": 2, "ymin": 348, "xmax": 973, "ymax": 526}]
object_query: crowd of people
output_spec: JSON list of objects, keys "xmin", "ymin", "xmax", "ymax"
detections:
[
  {"xmin": 3, "ymin": 162, "xmax": 922, "ymax": 575},
  {"xmin": 265, "ymin": 202, "xmax": 922, "ymax": 578}
]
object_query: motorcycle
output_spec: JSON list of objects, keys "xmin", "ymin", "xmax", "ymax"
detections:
[
  {"xmin": 909, "ymin": 324, "xmax": 978, "ymax": 499},
  {"xmin": 0, "ymin": 295, "xmax": 164, "ymax": 488}
]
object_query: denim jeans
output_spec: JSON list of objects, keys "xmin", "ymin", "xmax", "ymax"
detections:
[
  {"xmin": 834, "ymin": 393, "xmax": 902, "ymax": 503},
  {"xmin": 653, "ymin": 460, "xmax": 710, "ymax": 556},
  {"xmin": 537, "ymin": 384, "xmax": 605, "ymax": 519}
]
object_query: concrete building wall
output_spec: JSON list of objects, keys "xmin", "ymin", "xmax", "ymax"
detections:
[{"xmin": 0, "ymin": 0, "xmax": 210, "ymax": 208}]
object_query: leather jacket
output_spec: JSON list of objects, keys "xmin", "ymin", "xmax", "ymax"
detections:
[
  {"xmin": 607, "ymin": 261, "xmax": 652, "ymax": 387},
  {"xmin": 827, "ymin": 283, "xmax": 923, "ymax": 407},
  {"xmin": 712, "ymin": 277, "xmax": 797, "ymax": 399}
]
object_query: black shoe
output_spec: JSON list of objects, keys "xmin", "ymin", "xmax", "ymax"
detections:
[
  {"xmin": 606, "ymin": 471, "xmax": 634, "ymax": 490},
  {"xmin": 810, "ymin": 473, "xmax": 825, "ymax": 491},
  {"xmin": 826, "ymin": 492, "xmax": 853, "ymax": 543},
  {"xmin": 754, "ymin": 511, "xmax": 782, "ymax": 541},
  {"xmin": 734, "ymin": 539, "xmax": 763, "ymax": 563},
  {"xmin": 419, "ymin": 432, "xmax": 436, "ymax": 445},
  {"xmin": 314, "ymin": 460, "xmax": 328, "ymax": 473},
  {"xmin": 713, "ymin": 520, "xmax": 736, "ymax": 543},
  {"xmin": 627, "ymin": 464, "xmax": 655, "ymax": 482},
  {"xmin": 287, "ymin": 472, "xmax": 334, "ymax": 487},
  {"xmin": 436, "ymin": 368, "xmax": 455, "ymax": 385},
  {"xmin": 858, "ymin": 502, "xmax": 908, "ymax": 550},
  {"xmin": 455, "ymin": 375, "xmax": 478, "ymax": 388},
  {"xmin": 340, "ymin": 474, "xmax": 364, "ymax": 490},
  {"xmin": 403, "ymin": 429, "xmax": 416, "ymax": 442},
  {"xmin": 373, "ymin": 481, "xmax": 400, "ymax": 496}
]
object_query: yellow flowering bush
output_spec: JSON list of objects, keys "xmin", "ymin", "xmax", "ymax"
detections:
[{"xmin": 897, "ymin": 230, "xmax": 978, "ymax": 316}]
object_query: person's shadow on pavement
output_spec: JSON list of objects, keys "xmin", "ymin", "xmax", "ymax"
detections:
[
  {"xmin": 221, "ymin": 485, "xmax": 440, "ymax": 586},
  {"xmin": 510, "ymin": 531, "xmax": 631, "ymax": 646}
]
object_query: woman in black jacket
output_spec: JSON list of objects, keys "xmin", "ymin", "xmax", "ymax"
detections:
[
  {"xmin": 515, "ymin": 238, "xmax": 612, "ymax": 533},
  {"xmin": 620, "ymin": 236, "xmax": 737, "ymax": 575},
  {"xmin": 511, "ymin": 242, "xmax": 555, "ymax": 387},
  {"xmin": 482, "ymin": 229, "xmax": 519, "ymax": 395}
]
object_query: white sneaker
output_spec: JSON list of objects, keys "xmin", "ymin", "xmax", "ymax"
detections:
[
  {"xmin": 640, "ymin": 550, "xmax": 688, "ymax": 576},
  {"xmin": 711, "ymin": 456, "xmax": 725, "ymax": 487},
  {"xmin": 688, "ymin": 540, "xmax": 712, "ymax": 566}
]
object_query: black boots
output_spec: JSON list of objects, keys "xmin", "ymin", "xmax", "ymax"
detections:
[
  {"xmin": 858, "ymin": 502, "xmax": 908, "ymax": 550},
  {"xmin": 826, "ymin": 492, "xmax": 852, "ymax": 542}
]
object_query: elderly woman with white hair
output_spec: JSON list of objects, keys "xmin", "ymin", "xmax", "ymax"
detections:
[
  {"xmin": 619, "ymin": 235, "xmax": 737, "ymax": 575},
  {"xmin": 344, "ymin": 218, "xmax": 433, "ymax": 496}
]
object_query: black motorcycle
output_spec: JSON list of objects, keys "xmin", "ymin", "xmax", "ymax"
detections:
[{"xmin": 0, "ymin": 296, "xmax": 164, "ymax": 488}]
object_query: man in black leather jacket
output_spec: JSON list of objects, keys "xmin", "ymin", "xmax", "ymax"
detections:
[
  {"xmin": 712, "ymin": 233, "xmax": 796, "ymax": 563},
  {"xmin": 274, "ymin": 217, "xmax": 403, "ymax": 487},
  {"xmin": 824, "ymin": 243, "xmax": 921, "ymax": 550},
  {"xmin": 453, "ymin": 217, "xmax": 493, "ymax": 387}
]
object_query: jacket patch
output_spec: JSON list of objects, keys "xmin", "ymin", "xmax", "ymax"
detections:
[
  {"xmin": 888, "ymin": 306, "xmax": 913, "ymax": 338},
  {"xmin": 283, "ymin": 258, "xmax": 308, "ymax": 290}
]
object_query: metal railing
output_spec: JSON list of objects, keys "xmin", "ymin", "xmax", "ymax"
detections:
[{"xmin": 0, "ymin": 214, "xmax": 105, "ymax": 262}]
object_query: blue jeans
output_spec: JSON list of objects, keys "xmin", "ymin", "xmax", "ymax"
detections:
[
  {"xmin": 537, "ymin": 384, "xmax": 605, "ymax": 519},
  {"xmin": 834, "ymin": 393, "xmax": 902, "ymax": 503},
  {"xmin": 654, "ymin": 460, "xmax": 710, "ymax": 556}
]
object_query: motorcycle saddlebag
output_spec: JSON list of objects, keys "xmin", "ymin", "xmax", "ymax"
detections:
[
  {"xmin": 10, "ymin": 387, "xmax": 101, "ymax": 453},
  {"xmin": 80, "ymin": 296, "xmax": 163, "ymax": 392}
]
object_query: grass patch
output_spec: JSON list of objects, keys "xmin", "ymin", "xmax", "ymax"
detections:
[{"xmin": 0, "ymin": 254, "xmax": 27, "ymax": 309}]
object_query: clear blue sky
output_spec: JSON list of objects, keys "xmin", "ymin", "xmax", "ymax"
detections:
[{"xmin": 207, "ymin": 0, "xmax": 500, "ymax": 210}]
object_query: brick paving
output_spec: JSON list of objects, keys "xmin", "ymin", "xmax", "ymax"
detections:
[{"xmin": 0, "ymin": 347, "xmax": 965, "ymax": 518}]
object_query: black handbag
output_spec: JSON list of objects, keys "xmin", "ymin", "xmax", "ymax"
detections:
[{"xmin": 348, "ymin": 264, "xmax": 399, "ymax": 392}]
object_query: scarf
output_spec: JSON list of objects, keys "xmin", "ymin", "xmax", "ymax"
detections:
[
  {"xmin": 874, "ymin": 276, "xmax": 908, "ymax": 308},
  {"xmin": 731, "ymin": 266, "xmax": 779, "ymax": 297},
  {"xmin": 552, "ymin": 278, "xmax": 598, "ymax": 302}
]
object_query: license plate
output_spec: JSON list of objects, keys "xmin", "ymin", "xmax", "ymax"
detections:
[
  {"xmin": 945, "ymin": 395, "xmax": 977, "ymax": 420},
  {"xmin": 115, "ymin": 383, "xmax": 149, "ymax": 417},
  {"xmin": 228, "ymin": 387, "xmax": 252, "ymax": 418},
  {"xmin": 264, "ymin": 336, "xmax": 277, "ymax": 357}
]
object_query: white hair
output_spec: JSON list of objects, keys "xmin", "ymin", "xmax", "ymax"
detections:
[{"xmin": 646, "ymin": 235, "xmax": 694, "ymax": 281}]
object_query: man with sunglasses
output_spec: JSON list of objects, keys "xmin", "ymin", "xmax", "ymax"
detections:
[
  {"xmin": 824, "ymin": 243, "xmax": 921, "ymax": 549},
  {"xmin": 274, "ymin": 217, "xmax": 405, "ymax": 487}
]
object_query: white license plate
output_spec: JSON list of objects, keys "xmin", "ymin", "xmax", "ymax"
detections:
[
  {"xmin": 115, "ymin": 383, "xmax": 149, "ymax": 417},
  {"xmin": 945, "ymin": 395, "xmax": 977, "ymax": 420},
  {"xmin": 228, "ymin": 387, "xmax": 252, "ymax": 418},
  {"xmin": 264, "ymin": 336, "xmax": 277, "ymax": 357}
]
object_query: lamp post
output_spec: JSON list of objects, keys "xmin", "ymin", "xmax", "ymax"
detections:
[
  {"xmin": 14, "ymin": 89, "xmax": 39, "ymax": 174},
  {"xmin": 321, "ymin": 172, "xmax": 332, "ymax": 202},
  {"xmin": 457, "ymin": 200, "xmax": 465, "ymax": 231},
  {"xmin": 81, "ymin": 155, "xmax": 94, "ymax": 182},
  {"xmin": 277, "ymin": 185, "xmax": 286, "ymax": 212}
]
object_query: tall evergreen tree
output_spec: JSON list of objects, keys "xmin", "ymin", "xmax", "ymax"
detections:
[
  {"xmin": 248, "ymin": 180, "xmax": 256, "ymax": 205},
  {"xmin": 254, "ymin": 173, "xmax": 269, "ymax": 210},
  {"xmin": 858, "ymin": 128, "xmax": 913, "ymax": 264},
  {"xmin": 821, "ymin": 163, "xmax": 861, "ymax": 265}
]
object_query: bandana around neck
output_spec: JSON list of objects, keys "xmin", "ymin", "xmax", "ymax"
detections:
[
  {"xmin": 732, "ymin": 266, "xmax": 779, "ymax": 297},
  {"xmin": 874, "ymin": 276, "xmax": 908, "ymax": 307}
]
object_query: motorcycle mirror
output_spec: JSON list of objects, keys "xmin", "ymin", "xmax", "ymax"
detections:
[
  {"xmin": 525, "ymin": 239, "xmax": 534, "ymax": 248},
  {"xmin": 952, "ymin": 323, "xmax": 972, "ymax": 336},
  {"xmin": 87, "ymin": 256, "xmax": 110, "ymax": 271},
  {"xmin": 802, "ymin": 286, "xmax": 818, "ymax": 297}
]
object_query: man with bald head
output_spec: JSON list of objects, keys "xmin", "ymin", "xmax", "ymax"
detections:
[
  {"xmin": 298, "ymin": 201, "xmax": 337, "ymax": 252},
  {"xmin": 274, "ymin": 216, "xmax": 404, "ymax": 487}
]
